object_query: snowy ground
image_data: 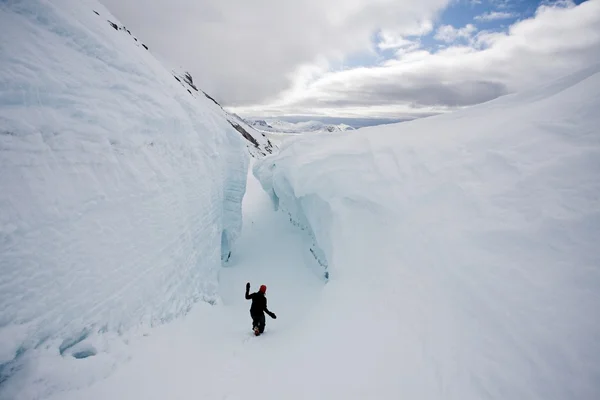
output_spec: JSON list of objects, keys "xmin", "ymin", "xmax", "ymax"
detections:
[{"xmin": 38, "ymin": 164, "xmax": 324, "ymax": 400}]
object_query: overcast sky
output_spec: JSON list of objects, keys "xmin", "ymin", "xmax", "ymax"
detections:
[{"xmin": 101, "ymin": 0, "xmax": 600, "ymax": 119}]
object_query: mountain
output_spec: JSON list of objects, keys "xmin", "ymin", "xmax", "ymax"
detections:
[
  {"xmin": 245, "ymin": 118, "xmax": 356, "ymax": 134},
  {"xmin": 170, "ymin": 71, "xmax": 276, "ymax": 157}
]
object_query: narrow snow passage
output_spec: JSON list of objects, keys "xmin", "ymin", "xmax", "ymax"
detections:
[
  {"xmin": 47, "ymin": 161, "xmax": 323, "ymax": 400},
  {"xmin": 219, "ymin": 161, "xmax": 324, "ymax": 331}
]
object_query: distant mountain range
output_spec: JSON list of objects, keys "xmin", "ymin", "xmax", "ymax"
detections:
[{"xmin": 244, "ymin": 118, "xmax": 356, "ymax": 134}]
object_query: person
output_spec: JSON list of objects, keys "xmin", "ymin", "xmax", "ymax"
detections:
[{"xmin": 245, "ymin": 282, "xmax": 276, "ymax": 335}]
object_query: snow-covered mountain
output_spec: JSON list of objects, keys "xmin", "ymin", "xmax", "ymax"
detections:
[
  {"xmin": 0, "ymin": 0, "xmax": 269, "ymax": 394},
  {"xmin": 246, "ymin": 118, "xmax": 355, "ymax": 134},
  {"xmin": 171, "ymin": 71, "xmax": 275, "ymax": 157}
]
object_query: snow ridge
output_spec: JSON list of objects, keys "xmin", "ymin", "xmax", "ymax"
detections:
[{"xmin": 169, "ymin": 71, "xmax": 276, "ymax": 157}]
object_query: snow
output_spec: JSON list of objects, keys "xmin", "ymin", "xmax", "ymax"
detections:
[
  {"xmin": 36, "ymin": 163, "xmax": 323, "ymax": 400},
  {"xmin": 2, "ymin": 0, "xmax": 600, "ymax": 399},
  {"xmin": 167, "ymin": 70, "xmax": 276, "ymax": 158},
  {"xmin": 246, "ymin": 118, "xmax": 355, "ymax": 134},
  {"xmin": 0, "ymin": 0, "xmax": 252, "ymax": 391},
  {"xmin": 225, "ymin": 113, "xmax": 276, "ymax": 158},
  {"xmin": 252, "ymin": 63, "xmax": 600, "ymax": 399}
]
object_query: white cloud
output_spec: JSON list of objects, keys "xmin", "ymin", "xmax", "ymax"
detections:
[
  {"xmin": 434, "ymin": 24, "xmax": 477, "ymax": 43},
  {"xmin": 100, "ymin": 0, "xmax": 451, "ymax": 106},
  {"xmin": 378, "ymin": 19, "xmax": 433, "ymax": 50},
  {"xmin": 491, "ymin": 0, "xmax": 513, "ymax": 10},
  {"xmin": 471, "ymin": 30, "xmax": 505, "ymax": 49},
  {"xmin": 229, "ymin": 0, "xmax": 600, "ymax": 119},
  {"xmin": 474, "ymin": 11, "xmax": 517, "ymax": 21},
  {"xmin": 378, "ymin": 33, "xmax": 417, "ymax": 50},
  {"xmin": 100, "ymin": 0, "xmax": 599, "ymax": 119}
]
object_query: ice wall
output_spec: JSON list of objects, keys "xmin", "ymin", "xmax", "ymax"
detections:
[
  {"xmin": 0, "ymin": 0, "xmax": 248, "ymax": 376},
  {"xmin": 253, "ymin": 64, "xmax": 600, "ymax": 399},
  {"xmin": 253, "ymin": 157, "xmax": 331, "ymax": 280}
]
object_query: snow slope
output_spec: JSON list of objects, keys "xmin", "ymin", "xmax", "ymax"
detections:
[
  {"xmin": 0, "ymin": 0, "xmax": 256, "ymax": 390},
  {"xmin": 168, "ymin": 71, "xmax": 276, "ymax": 158},
  {"xmin": 226, "ymin": 113, "xmax": 276, "ymax": 158},
  {"xmin": 253, "ymin": 64, "xmax": 600, "ymax": 399}
]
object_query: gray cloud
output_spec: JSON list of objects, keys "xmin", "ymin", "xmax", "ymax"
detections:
[
  {"xmin": 230, "ymin": 0, "xmax": 600, "ymax": 118},
  {"xmin": 100, "ymin": 0, "xmax": 450, "ymax": 105},
  {"xmin": 295, "ymin": 79, "xmax": 507, "ymax": 108},
  {"xmin": 100, "ymin": 0, "xmax": 600, "ymax": 119}
]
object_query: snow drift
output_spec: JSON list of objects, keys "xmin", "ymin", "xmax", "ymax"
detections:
[
  {"xmin": 254, "ymin": 65, "xmax": 600, "ymax": 399},
  {"xmin": 0, "ymin": 0, "xmax": 258, "ymax": 384}
]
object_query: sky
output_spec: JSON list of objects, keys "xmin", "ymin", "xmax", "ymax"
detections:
[{"xmin": 101, "ymin": 0, "xmax": 600, "ymax": 120}]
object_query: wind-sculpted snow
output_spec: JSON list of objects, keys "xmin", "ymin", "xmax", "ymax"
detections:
[
  {"xmin": 254, "ymin": 65, "xmax": 600, "ymax": 399},
  {"xmin": 0, "ymin": 0, "xmax": 248, "ymax": 389},
  {"xmin": 254, "ymin": 158, "xmax": 331, "ymax": 280}
]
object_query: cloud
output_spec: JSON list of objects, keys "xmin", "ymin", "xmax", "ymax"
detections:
[
  {"xmin": 378, "ymin": 19, "xmax": 433, "ymax": 50},
  {"xmin": 474, "ymin": 11, "xmax": 517, "ymax": 22},
  {"xmin": 100, "ymin": 0, "xmax": 452, "ymax": 106},
  {"xmin": 434, "ymin": 24, "xmax": 477, "ymax": 43},
  {"xmin": 490, "ymin": 0, "xmax": 513, "ymax": 10},
  {"xmin": 229, "ymin": 0, "xmax": 600, "ymax": 119},
  {"xmin": 101, "ymin": 0, "xmax": 600, "ymax": 119}
]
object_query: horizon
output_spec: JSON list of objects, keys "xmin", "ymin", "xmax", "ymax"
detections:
[{"xmin": 239, "ymin": 115, "xmax": 414, "ymax": 129}]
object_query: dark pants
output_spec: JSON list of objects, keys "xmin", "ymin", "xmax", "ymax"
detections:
[{"xmin": 251, "ymin": 312, "xmax": 265, "ymax": 333}]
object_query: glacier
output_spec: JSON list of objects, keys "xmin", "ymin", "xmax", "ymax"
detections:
[
  {"xmin": 34, "ymin": 61, "xmax": 599, "ymax": 400},
  {"xmin": 252, "ymin": 64, "xmax": 600, "ymax": 399},
  {"xmin": 1, "ymin": 0, "xmax": 600, "ymax": 399},
  {"xmin": 0, "ymin": 0, "xmax": 262, "ymax": 388},
  {"xmin": 35, "ymin": 63, "xmax": 600, "ymax": 400}
]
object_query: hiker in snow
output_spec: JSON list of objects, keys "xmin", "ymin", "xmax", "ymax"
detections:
[{"xmin": 245, "ymin": 282, "xmax": 276, "ymax": 335}]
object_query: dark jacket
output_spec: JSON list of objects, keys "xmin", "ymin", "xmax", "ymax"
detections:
[{"xmin": 245, "ymin": 289, "xmax": 276, "ymax": 318}]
